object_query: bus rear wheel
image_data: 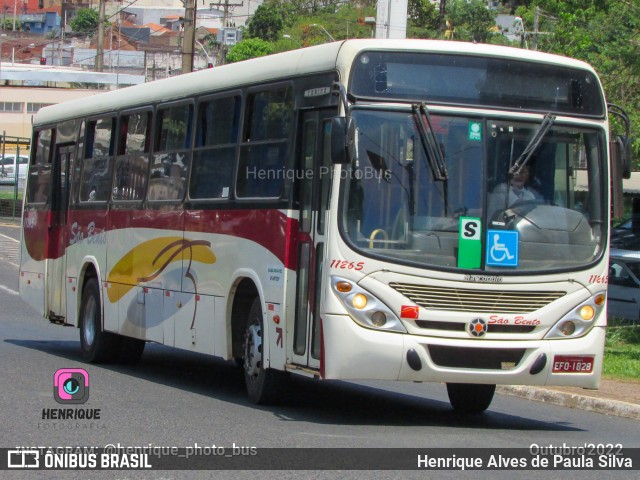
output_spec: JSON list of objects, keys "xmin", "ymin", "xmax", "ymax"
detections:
[
  {"xmin": 242, "ymin": 298, "xmax": 285, "ymax": 404},
  {"xmin": 446, "ymin": 383, "xmax": 496, "ymax": 414},
  {"xmin": 79, "ymin": 278, "xmax": 121, "ymax": 363}
]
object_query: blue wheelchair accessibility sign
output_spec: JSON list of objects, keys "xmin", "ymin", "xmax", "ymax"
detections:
[{"xmin": 486, "ymin": 230, "xmax": 519, "ymax": 267}]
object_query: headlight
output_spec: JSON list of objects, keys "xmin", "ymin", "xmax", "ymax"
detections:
[
  {"xmin": 545, "ymin": 293, "xmax": 605, "ymax": 339},
  {"xmin": 331, "ymin": 276, "xmax": 406, "ymax": 333}
]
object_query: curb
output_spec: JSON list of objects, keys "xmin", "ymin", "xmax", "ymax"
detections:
[{"xmin": 496, "ymin": 385, "xmax": 640, "ymax": 420}]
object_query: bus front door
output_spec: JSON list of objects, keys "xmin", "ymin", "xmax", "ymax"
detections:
[
  {"xmin": 45, "ymin": 144, "xmax": 73, "ymax": 320},
  {"xmin": 292, "ymin": 110, "xmax": 332, "ymax": 369}
]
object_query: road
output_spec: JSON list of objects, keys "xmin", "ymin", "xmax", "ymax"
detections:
[{"xmin": 0, "ymin": 222, "xmax": 638, "ymax": 480}]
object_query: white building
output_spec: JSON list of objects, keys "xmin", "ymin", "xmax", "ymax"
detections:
[{"xmin": 0, "ymin": 64, "xmax": 144, "ymax": 137}]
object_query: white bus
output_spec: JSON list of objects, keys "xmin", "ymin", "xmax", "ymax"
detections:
[{"xmin": 19, "ymin": 39, "xmax": 631, "ymax": 412}]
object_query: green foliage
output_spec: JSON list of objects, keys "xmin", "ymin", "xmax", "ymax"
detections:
[
  {"xmin": 246, "ymin": 2, "xmax": 288, "ymax": 41},
  {"xmin": 407, "ymin": 0, "xmax": 440, "ymax": 38},
  {"xmin": 1, "ymin": 18, "xmax": 22, "ymax": 31},
  {"xmin": 607, "ymin": 318, "xmax": 640, "ymax": 345},
  {"xmin": 70, "ymin": 8, "xmax": 100, "ymax": 36},
  {"xmin": 447, "ymin": 0, "xmax": 497, "ymax": 43},
  {"xmin": 226, "ymin": 38, "xmax": 275, "ymax": 63},
  {"xmin": 604, "ymin": 319, "xmax": 640, "ymax": 380},
  {"xmin": 515, "ymin": 0, "xmax": 640, "ymax": 167}
]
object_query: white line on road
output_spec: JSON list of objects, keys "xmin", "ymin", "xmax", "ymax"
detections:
[
  {"xmin": 0, "ymin": 233, "xmax": 19, "ymax": 243},
  {"xmin": 0, "ymin": 285, "xmax": 19, "ymax": 296}
]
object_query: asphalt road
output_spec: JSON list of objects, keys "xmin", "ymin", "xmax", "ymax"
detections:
[{"xmin": 0, "ymin": 222, "xmax": 638, "ymax": 479}]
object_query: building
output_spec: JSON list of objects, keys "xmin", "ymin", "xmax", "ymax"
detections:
[
  {"xmin": 19, "ymin": 11, "xmax": 61, "ymax": 35},
  {"xmin": 0, "ymin": 63, "xmax": 144, "ymax": 137}
]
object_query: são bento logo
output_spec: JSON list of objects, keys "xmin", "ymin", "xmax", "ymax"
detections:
[{"xmin": 53, "ymin": 368, "xmax": 90, "ymax": 404}]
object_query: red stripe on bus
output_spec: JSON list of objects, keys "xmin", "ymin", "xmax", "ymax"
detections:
[{"xmin": 23, "ymin": 208, "xmax": 301, "ymax": 269}]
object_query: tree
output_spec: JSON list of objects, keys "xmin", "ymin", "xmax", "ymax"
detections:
[
  {"xmin": 407, "ymin": 0, "xmax": 439, "ymax": 38},
  {"xmin": 1, "ymin": 18, "xmax": 23, "ymax": 31},
  {"xmin": 246, "ymin": 2, "xmax": 288, "ymax": 41},
  {"xmin": 515, "ymin": 0, "xmax": 640, "ymax": 166},
  {"xmin": 70, "ymin": 8, "xmax": 100, "ymax": 37},
  {"xmin": 446, "ymin": 0, "xmax": 496, "ymax": 43},
  {"xmin": 226, "ymin": 38, "xmax": 275, "ymax": 63}
]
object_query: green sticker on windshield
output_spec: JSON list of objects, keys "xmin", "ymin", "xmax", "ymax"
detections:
[
  {"xmin": 468, "ymin": 122, "xmax": 482, "ymax": 141},
  {"xmin": 458, "ymin": 217, "xmax": 482, "ymax": 269}
]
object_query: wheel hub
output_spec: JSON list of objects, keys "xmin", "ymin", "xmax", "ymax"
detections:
[
  {"xmin": 83, "ymin": 297, "xmax": 96, "ymax": 347},
  {"xmin": 244, "ymin": 321, "xmax": 262, "ymax": 379}
]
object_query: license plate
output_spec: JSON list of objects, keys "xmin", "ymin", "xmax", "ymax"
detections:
[{"xmin": 552, "ymin": 355, "xmax": 594, "ymax": 373}]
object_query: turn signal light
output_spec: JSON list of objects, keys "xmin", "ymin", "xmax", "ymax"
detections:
[{"xmin": 335, "ymin": 281, "xmax": 352, "ymax": 293}]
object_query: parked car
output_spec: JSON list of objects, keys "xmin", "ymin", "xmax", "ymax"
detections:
[
  {"xmin": 608, "ymin": 250, "xmax": 640, "ymax": 322},
  {"xmin": 0, "ymin": 155, "xmax": 29, "ymax": 184}
]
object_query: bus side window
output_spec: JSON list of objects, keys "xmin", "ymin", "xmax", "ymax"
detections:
[
  {"xmin": 69, "ymin": 121, "xmax": 85, "ymax": 206},
  {"xmin": 190, "ymin": 94, "xmax": 240, "ymax": 200},
  {"xmin": 80, "ymin": 117, "xmax": 115, "ymax": 202},
  {"xmin": 113, "ymin": 111, "xmax": 150, "ymax": 201},
  {"xmin": 26, "ymin": 128, "xmax": 53, "ymax": 204},
  {"xmin": 236, "ymin": 86, "xmax": 292, "ymax": 198},
  {"xmin": 148, "ymin": 103, "xmax": 193, "ymax": 202}
]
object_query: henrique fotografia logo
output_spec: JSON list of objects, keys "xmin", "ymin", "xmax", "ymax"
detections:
[{"xmin": 53, "ymin": 369, "xmax": 90, "ymax": 404}]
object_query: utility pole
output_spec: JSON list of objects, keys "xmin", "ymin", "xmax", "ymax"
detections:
[
  {"xmin": 208, "ymin": 1, "xmax": 242, "ymax": 67},
  {"xmin": 532, "ymin": 6, "xmax": 540, "ymax": 51},
  {"xmin": 209, "ymin": 0, "xmax": 243, "ymax": 28},
  {"xmin": 181, "ymin": 0, "xmax": 196, "ymax": 74},
  {"xmin": 95, "ymin": 0, "xmax": 106, "ymax": 72},
  {"xmin": 439, "ymin": 0, "xmax": 447, "ymax": 32}
]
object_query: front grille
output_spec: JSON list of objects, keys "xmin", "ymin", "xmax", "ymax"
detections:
[
  {"xmin": 390, "ymin": 282, "xmax": 565, "ymax": 313},
  {"xmin": 427, "ymin": 345, "xmax": 526, "ymax": 369},
  {"xmin": 415, "ymin": 320, "xmax": 536, "ymax": 334}
]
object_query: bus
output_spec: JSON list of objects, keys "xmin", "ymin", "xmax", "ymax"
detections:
[{"xmin": 19, "ymin": 39, "xmax": 632, "ymax": 413}]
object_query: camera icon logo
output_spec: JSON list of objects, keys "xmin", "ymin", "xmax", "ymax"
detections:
[{"xmin": 53, "ymin": 368, "xmax": 90, "ymax": 404}]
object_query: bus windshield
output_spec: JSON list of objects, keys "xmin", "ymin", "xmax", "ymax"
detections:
[{"xmin": 340, "ymin": 108, "xmax": 606, "ymax": 273}]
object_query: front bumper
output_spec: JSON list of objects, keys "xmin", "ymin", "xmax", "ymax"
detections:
[{"xmin": 322, "ymin": 313, "xmax": 604, "ymax": 389}]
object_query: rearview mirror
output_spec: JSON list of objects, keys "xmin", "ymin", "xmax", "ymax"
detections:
[
  {"xmin": 610, "ymin": 138, "xmax": 626, "ymax": 219},
  {"xmin": 330, "ymin": 116, "xmax": 356, "ymax": 164},
  {"xmin": 612, "ymin": 135, "xmax": 632, "ymax": 179}
]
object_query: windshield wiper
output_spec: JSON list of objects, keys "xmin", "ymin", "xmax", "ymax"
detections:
[
  {"xmin": 509, "ymin": 113, "xmax": 556, "ymax": 175},
  {"xmin": 412, "ymin": 103, "xmax": 448, "ymax": 181}
]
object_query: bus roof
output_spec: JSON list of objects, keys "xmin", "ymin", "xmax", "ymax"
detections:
[{"xmin": 34, "ymin": 39, "xmax": 599, "ymax": 127}]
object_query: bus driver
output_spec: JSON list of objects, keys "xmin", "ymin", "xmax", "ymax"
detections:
[{"xmin": 492, "ymin": 164, "xmax": 541, "ymax": 206}]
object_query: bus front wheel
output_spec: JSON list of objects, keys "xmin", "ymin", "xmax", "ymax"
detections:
[
  {"xmin": 79, "ymin": 278, "xmax": 121, "ymax": 363},
  {"xmin": 446, "ymin": 383, "xmax": 496, "ymax": 414},
  {"xmin": 242, "ymin": 298, "xmax": 284, "ymax": 404}
]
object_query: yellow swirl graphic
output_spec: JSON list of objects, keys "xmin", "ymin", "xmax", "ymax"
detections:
[{"xmin": 107, "ymin": 237, "xmax": 216, "ymax": 303}]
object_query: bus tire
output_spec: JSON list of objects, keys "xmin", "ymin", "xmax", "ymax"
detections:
[
  {"xmin": 118, "ymin": 337, "xmax": 146, "ymax": 365},
  {"xmin": 242, "ymin": 297, "xmax": 285, "ymax": 405},
  {"xmin": 79, "ymin": 278, "xmax": 121, "ymax": 363},
  {"xmin": 446, "ymin": 383, "xmax": 496, "ymax": 414}
]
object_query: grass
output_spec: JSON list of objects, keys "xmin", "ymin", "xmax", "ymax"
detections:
[
  {"xmin": 0, "ymin": 190, "xmax": 23, "ymax": 200},
  {"xmin": 603, "ymin": 318, "xmax": 640, "ymax": 381}
]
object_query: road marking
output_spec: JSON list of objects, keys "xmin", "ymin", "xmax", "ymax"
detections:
[
  {"xmin": 0, "ymin": 233, "xmax": 19, "ymax": 243},
  {"xmin": 0, "ymin": 233, "xmax": 20, "ymax": 268},
  {"xmin": 0, "ymin": 285, "xmax": 19, "ymax": 296}
]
